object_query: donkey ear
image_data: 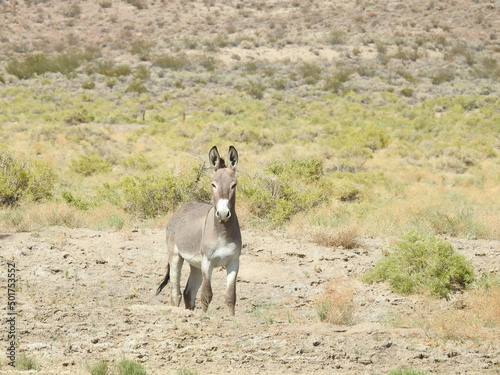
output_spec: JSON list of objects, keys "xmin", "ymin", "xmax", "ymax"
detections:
[
  {"xmin": 227, "ymin": 146, "xmax": 238, "ymax": 170},
  {"xmin": 209, "ymin": 146, "xmax": 221, "ymax": 170}
]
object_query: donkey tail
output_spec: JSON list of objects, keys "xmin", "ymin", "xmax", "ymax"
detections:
[{"xmin": 156, "ymin": 264, "xmax": 170, "ymax": 295}]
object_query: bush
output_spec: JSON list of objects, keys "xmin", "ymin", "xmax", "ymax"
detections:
[
  {"xmin": 116, "ymin": 164, "xmax": 209, "ymax": 218},
  {"xmin": 90, "ymin": 61, "xmax": 132, "ymax": 77},
  {"xmin": 6, "ymin": 52, "xmax": 87, "ymax": 79},
  {"xmin": 362, "ymin": 232, "xmax": 475, "ymax": 298},
  {"xmin": 0, "ymin": 151, "xmax": 56, "ymax": 206},
  {"xmin": 70, "ymin": 154, "xmax": 112, "ymax": 176},
  {"xmin": 153, "ymin": 54, "xmax": 191, "ymax": 71},
  {"xmin": 240, "ymin": 157, "xmax": 326, "ymax": 225}
]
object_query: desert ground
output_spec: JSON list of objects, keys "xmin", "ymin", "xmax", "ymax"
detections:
[{"xmin": 1, "ymin": 227, "xmax": 499, "ymax": 374}]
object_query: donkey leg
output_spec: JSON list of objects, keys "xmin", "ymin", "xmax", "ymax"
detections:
[
  {"xmin": 200, "ymin": 258, "xmax": 214, "ymax": 312},
  {"xmin": 169, "ymin": 251, "xmax": 184, "ymax": 307},
  {"xmin": 183, "ymin": 265, "xmax": 202, "ymax": 310},
  {"xmin": 225, "ymin": 259, "xmax": 239, "ymax": 316}
]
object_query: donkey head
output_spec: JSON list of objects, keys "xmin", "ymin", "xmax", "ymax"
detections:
[{"xmin": 209, "ymin": 146, "xmax": 238, "ymax": 223}]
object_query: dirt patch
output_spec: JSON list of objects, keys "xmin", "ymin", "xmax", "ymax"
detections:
[{"xmin": 0, "ymin": 228, "xmax": 498, "ymax": 374}]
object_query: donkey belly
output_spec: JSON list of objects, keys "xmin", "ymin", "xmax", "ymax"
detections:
[{"xmin": 167, "ymin": 201, "xmax": 211, "ymax": 269}]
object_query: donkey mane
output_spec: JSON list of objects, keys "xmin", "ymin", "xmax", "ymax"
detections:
[{"xmin": 216, "ymin": 157, "xmax": 227, "ymax": 169}]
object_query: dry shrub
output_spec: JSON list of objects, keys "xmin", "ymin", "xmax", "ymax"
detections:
[
  {"xmin": 312, "ymin": 225, "xmax": 359, "ymax": 249},
  {"xmin": 316, "ymin": 276, "xmax": 356, "ymax": 325},
  {"xmin": 419, "ymin": 286, "xmax": 500, "ymax": 341}
]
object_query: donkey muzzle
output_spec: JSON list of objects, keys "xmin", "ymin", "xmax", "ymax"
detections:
[{"xmin": 216, "ymin": 199, "xmax": 231, "ymax": 223}]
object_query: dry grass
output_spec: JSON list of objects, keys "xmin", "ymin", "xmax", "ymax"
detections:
[
  {"xmin": 412, "ymin": 287, "xmax": 500, "ymax": 341},
  {"xmin": 311, "ymin": 225, "xmax": 359, "ymax": 249},
  {"xmin": 0, "ymin": 202, "xmax": 130, "ymax": 232},
  {"xmin": 316, "ymin": 276, "xmax": 356, "ymax": 325}
]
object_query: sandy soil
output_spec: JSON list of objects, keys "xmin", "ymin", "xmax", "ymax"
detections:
[{"xmin": 0, "ymin": 227, "xmax": 498, "ymax": 374}]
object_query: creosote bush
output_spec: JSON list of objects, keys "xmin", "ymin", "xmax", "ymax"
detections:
[
  {"xmin": 241, "ymin": 157, "xmax": 326, "ymax": 225},
  {"xmin": 362, "ymin": 232, "xmax": 475, "ymax": 298},
  {"xmin": 0, "ymin": 151, "xmax": 56, "ymax": 206},
  {"xmin": 70, "ymin": 154, "xmax": 112, "ymax": 176},
  {"xmin": 112, "ymin": 164, "xmax": 210, "ymax": 218}
]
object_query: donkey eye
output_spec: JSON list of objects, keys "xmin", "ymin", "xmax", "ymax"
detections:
[
  {"xmin": 212, "ymin": 183, "xmax": 217, "ymax": 189},
  {"xmin": 231, "ymin": 183, "xmax": 237, "ymax": 190}
]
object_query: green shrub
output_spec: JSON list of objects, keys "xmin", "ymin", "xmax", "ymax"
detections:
[
  {"xmin": 153, "ymin": 54, "xmax": 191, "ymax": 71},
  {"xmin": 432, "ymin": 68, "xmax": 455, "ymax": 84},
  {"xmin": 323, "ymin": 69, "xmax": 351, "ymax": 93},
  {"xmin": 121, "ymin": 154, "xmax": 158, "ymax": 171},
  {"xmin": 116, "ymin": 164, "xmax": 209, "ymax": 218},
  {"xmin": 243, "ymin": 80, "xmax": 266, "ymax": 99},
  {"xmin": 362, "ymin": 232, "xmax": 475, "ymax": 298},
  {"xmin": 82, "ymin": 80, "xmax": 96, "ymax": 89},
  {"xmin": 90, "ymin": 61, "xmax": 132, "ymax": 77},
  {"xmin": 116, "ymin": 359, "xmax": 147, "ymax": 375},
  {"xmin": 126, "ymin": 79, "xmax": 148, "ymax": 94},
  {"xmin": 240, "ymin": 157, "xmax": 326, "ymax": 224},
  {"xmin": 326, "ymin": 29, "xmax": 348, "ymax": 45},
  {"xmin": 6, "ymin": 52, "xmax": 87, "ymax": 79},
  {"xmin": 62, "ymin": 191, "xmax": 94, "ymax": 210},
  {"xmin": 387, "ymin": 367, "xmax": 427, "ymax": 375},
  {"xmin": 70, "ymin": 154, "xmax": 112, "ymax": 176},
  {"xmin": 0, "ymin": 151, "xmax": 56, "ymax": 206},
  {"xmin": 298, "ymin": 62, "xmax": 322, "ymax": 85}
]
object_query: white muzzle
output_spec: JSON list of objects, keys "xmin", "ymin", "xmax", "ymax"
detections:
[{"xmin": 216, "ymin": 199, "xmax": 231, "ymax": 223}]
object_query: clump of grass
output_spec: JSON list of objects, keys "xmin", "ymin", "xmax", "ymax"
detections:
[
  {"xmin": 117, "ymin": 359, "xmax": 147, "ymax": 375},
  {"xmin": 387, "ymin": 367, "xmax": 427, "ymax": 375},
  {"xmin": 316, "ymin": 276, "xmax": 356, "ymax": 325},
  {"xmin": 86, "ymin": 359, "xmax": 109, "ymax": 375},
  {"xmin": 16, "ymin": 352, "xmax": 40, "ymax": 371},
  {"xmin": 362, "ymin": 232, "xmax": 475, "ymax": 298},
  {"xmin": 177, "ymin": 370, "xmax": 199, "ymax": 375}
]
